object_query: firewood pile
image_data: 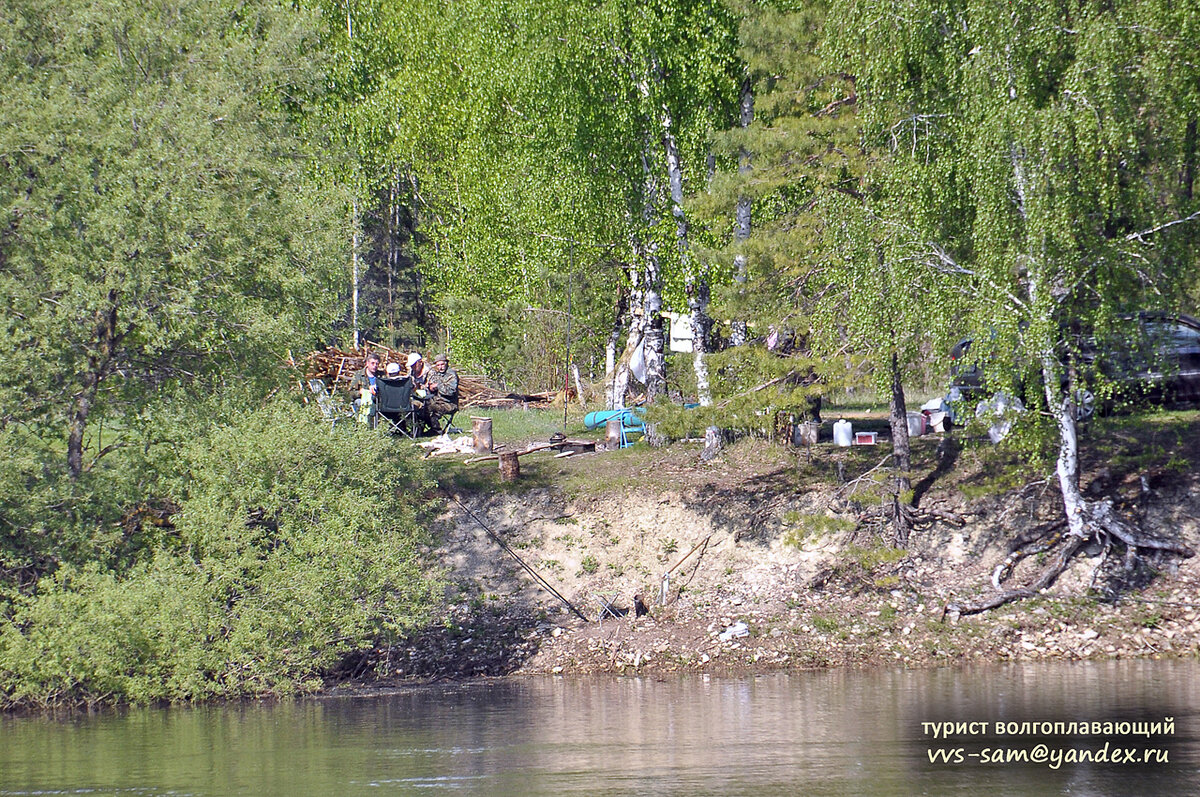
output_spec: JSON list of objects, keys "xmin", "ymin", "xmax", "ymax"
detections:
[{"xmin": 299, "ymin": 345, "xmax": 559, "ymax": 409}]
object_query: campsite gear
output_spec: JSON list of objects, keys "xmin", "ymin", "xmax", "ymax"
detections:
[
  {"xmin": 906, "ymin": 411, "xmax": 927, "ymax": 437},
  {"xmin": 375, "ymin": 376, "xmax": 417, "ymax": 437},
  {"xmin": 584, "ymin": 408, "xmax": 645, "ymax": 447},
  {"xmin": 792, "ymin": 421, "xmax": 820, "ymax": 446},
  {"xmin": 833, "ymin": 419, "xmax": 853, "ymax": 447}
]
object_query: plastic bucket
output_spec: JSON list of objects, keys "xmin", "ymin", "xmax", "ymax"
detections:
[{"xmin": 906, "ymin": 411, "xmax": 926, "ymax": 437}]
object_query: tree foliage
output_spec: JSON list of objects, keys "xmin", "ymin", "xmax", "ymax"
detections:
[
  {"xmin": 0, "ymin": 0, "xmax": 348, "ymax": 477},
  {"xmin": 0, "ymin": 400, "xmax": 441, "ymax": 707},
  {"xmin": 831, "ymin": 0, "xmax": 1200, "ymax": 538}
]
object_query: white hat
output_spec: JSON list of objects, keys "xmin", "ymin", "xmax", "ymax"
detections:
[
  {"xmin": 385, "ymin": 362, "xmax": 401, "ymax": 376},
  {"xmin": 406, "ymin": 352, "xmax": 422, "ymax": 368}
]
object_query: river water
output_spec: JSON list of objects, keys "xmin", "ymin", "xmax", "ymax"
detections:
[{"xmin": 3, "ymin": 659, "xmax": 1197, "ymax": 795}]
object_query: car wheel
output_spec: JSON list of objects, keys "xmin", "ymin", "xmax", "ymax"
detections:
[{"xmin": 1073, "ymin": 388, "xmax": 1095, "ymax": 420}]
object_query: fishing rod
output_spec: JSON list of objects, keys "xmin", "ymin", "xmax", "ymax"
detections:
[{"xmin": 445, "ymin": 492, "xmax": 589, "ymax": 622}]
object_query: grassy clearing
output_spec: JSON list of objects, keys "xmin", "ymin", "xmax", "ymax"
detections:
[
  {"xmin": 455, "ymin": 405, "xmax": 592, "ymax": 446},
  {"xmin": 823, "ymin": 386, "xmax": 946, "ymax": 415},
  {"xmin": 429, "ymin": 404, "xmax": 1200, "ymax": 505}
]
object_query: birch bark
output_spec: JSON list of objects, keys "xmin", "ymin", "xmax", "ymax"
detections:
[{"xmin": 731, "ymin": 75, "xmax": 754, "ymax": 347}]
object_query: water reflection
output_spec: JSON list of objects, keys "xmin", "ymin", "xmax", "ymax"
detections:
[{"xmin": 2, "ymin": 660, "xmax": 1198, "ymax": 795}]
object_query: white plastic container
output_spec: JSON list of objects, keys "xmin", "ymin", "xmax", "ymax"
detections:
[
  {"xmin": 906, "ymin": 411, "xmax": 926, "ymax": 437},
  {"xmin": 833, "ymin": 419, "xmax": 853, "ymax": 447},
  {"xmin": 792, "ymin": 421, "xmax": 820, "ymax": 446}
]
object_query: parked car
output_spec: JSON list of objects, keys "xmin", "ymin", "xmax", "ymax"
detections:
[{"xmin": 948, "ymin": 313, "xmax": 1200, "ymax": 415}]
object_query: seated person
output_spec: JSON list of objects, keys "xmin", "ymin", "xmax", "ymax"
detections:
[
  {"xmin": 406, "ymin": 351, "xmax": 426, "ymax": 387},
  {"xmin": 375, "ymin": 362, "xmax": 417, "ymax": 435},
  {"xmin": 423, "ymin": 353, "xmax": 459, "ymax": 432},
  {"xmin": 407, "ymin": 352, "xmax": 431, "ymax": 430},
  {"xmin": 347, "ymin": 352, "xmax": 381, "ymax": 423}
]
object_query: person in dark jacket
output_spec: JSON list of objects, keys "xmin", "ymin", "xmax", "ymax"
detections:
[
  {"xmin": 347, "ymin": 352, "xmax": 381, "ymax": 423},
  {"xmin": 423, "ymin": 353, "xmax": 459, "ymax": 432}
]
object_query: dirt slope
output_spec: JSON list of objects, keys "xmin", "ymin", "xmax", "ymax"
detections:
[{"xmin": 337, "ymin": 414, "xmax": 1200, "ymax": 686}]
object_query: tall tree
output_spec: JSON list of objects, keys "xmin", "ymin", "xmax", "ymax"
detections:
[
  {"xmin": 0, "ymin": 0, "xmax": 347, "ymax": 478},
  {"xmin": 681, "ymin": 0, "xmax": 859, "ymax": 441},
  {"xmin": 833, "ymin": 0, "xmax": 1200, "ymax": 580}
]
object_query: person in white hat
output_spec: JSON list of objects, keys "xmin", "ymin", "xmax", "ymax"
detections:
[{"xmin": 406, "ymin": 351, "xmax": 426, "ymax": 388}]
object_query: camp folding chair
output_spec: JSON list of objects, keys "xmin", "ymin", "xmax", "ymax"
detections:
[
  {"xmin": 308, "ymin": 379, "xmax": 352, "ymax": 430},
  {"xmin": 435, "ymin": 408, "xmax": 461, "ymax": 436},
  {"xmin": 375, "ymin": 375, "xmax": 418, "ymax": 438}
]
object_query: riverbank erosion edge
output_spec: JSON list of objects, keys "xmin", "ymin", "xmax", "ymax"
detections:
[{"xmin": 331, "ymin": 419, "xmax": 1200, "ymax": 689}]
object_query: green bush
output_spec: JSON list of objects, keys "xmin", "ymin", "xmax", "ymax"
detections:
[{"xmin": 0, "ymin": 399, "xmax": 443, "ymax": 708}]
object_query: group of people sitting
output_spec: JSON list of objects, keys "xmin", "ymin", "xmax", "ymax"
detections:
[{"xmin": 348, "ymin": 350, "xmax": 459, "ymax": 436}]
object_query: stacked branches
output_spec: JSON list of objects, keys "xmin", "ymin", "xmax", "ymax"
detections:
[{"xmin": 300, "ymin": 346, "xmax": 557, "ymax": 408}]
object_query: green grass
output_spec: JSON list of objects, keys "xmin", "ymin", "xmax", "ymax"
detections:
[
  {"xmin": 783, "ymin": 512, "xmax": 857, "ymax": 549},
  {"xmin": 457, "ymin": 406, "xmax": 592, "ymax": 447},
  {"xmin": 824, "ymin": 386, "xmax": 945, "ymax": 414}
]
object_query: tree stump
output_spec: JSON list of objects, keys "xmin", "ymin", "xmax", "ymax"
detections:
[
  {"xmin": 792, "ymin": 421, "xmax": 820, "ymax": 446},
  {"xmin": 471, "ymin": 416, "xmax": 494, "ymax": 454},
  {"xmin": 700, "ymin": 425, "xmax": 724, "ymax": 462},
  {"xmin": 604, "ymin": 417, "xmax": 623, "ymax": 450},
  {"xmin": 499, "ymin": 451, "xmax": 520, "ymax": 482}
]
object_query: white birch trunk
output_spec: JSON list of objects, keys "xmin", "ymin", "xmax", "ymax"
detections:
[
  {"xmin": 1010, "ymin": 144, "xmax": 1089, "ymax": 540},
  {"xmin": 731, "ymin": 76, "xmax": 754, "ymax": 348},
  {"xmin": 572, "ymin": 363, "xmax": 586, "ymax": 408},
  {"xmin": 604, "ymin": 286, "xmax": 629, "ymax": 410},
  {"xmin": 351, "ymin": 198, "xmax": 360, "ymax": 349},
  {"xmin": 639, "ymin": 135, "xmax": 667, "ymax": 403},
  {"xmin": 661, "ymin": 104, "xmax": 711, "ymax": 406},
  {"xmin": 610, "ymin": 262, "xmax": 643, "ymax": 409}
]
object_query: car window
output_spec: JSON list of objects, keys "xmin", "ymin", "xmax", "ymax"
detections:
[
  {"xmin": 1168, "ymin": 323, "xmax": 1200, "ymax": 350},
  {"xmin": 1143, "ymin": 322, "xmax": 1200, "ymax": 351}
]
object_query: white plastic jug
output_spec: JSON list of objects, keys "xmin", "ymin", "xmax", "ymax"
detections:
[{"xmin": 833, "ymin": 419, "xmax": 853, "ymax": 447}]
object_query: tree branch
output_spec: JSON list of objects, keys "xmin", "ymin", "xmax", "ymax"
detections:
[{"xmin": 1124, "ymin": 209, "xmax": 1200, "ymax": 244}]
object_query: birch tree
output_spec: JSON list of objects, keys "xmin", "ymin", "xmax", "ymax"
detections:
[{"xmin": 833, "ymin": 0, "xmax": 1200, "ymax": 597}]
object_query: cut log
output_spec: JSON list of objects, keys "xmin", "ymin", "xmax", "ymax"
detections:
[
  {"xmin": 604, "ymin": 417, "xmax": 623, "ymax": 450},
  {"xmin": 471, "ymin": 416, "xmax": 494, "ymax": 454},
  {"xmin": 499, "ymin": 451, "xmax": 520, "ymax": 482}
]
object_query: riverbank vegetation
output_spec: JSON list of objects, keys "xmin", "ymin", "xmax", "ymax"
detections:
[
  {"xmin": 2, "ymin": 0, "xmax": 1199, "ymax": 707},
  {"xmin": 0, "ymin": 401, "xmax": 441, "ymax": 708}
]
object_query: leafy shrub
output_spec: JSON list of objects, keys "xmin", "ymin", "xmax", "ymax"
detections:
[{"xmin": 0, "ymin": 399, "xmax": 442, "ymax": 707}]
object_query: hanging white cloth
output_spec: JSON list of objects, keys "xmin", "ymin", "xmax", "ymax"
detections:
[{"xmin": 630, "ymin": 336, "xmax": 647, "ymax": 384}]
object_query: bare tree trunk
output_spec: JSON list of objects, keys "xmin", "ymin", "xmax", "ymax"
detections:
[
  {"xmin": 886, "ymin": 351, "xmax": 913, "ymax": 546},
  {"xmin": 409, "ymin": 169, "xmax": 427, "ymax": 343},
  {"xmin": 661, "ymin": 102, "xmax": 712, "ymax": 406},
  {"xmin": 351, "ymin": 198, "xmax": 360, "ymax": 349},
  {"xmin": 639, "ymin": 135, "xmax": 666, "ymax": 402},
  {"xmin": 1010, "ymin": 144, "xmax": 1090, "ymax": 540},
  {"xmin": 604, "ymin": 285, "xmax": 630, "ymax": 410},
  {"xmin": 67, "ymin": 377, "xmax": 97, "ymax": 479},
  {"xmin": 68, "ymin": 296, "xmax": 120, "ymax": 479},
  {"xmin": 386, "ymin": 171, "xmax": 399, "ymax": 345},
  {"xmin": 731, "ymin": 74, "xmax": 754, "ymax": 347}
]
